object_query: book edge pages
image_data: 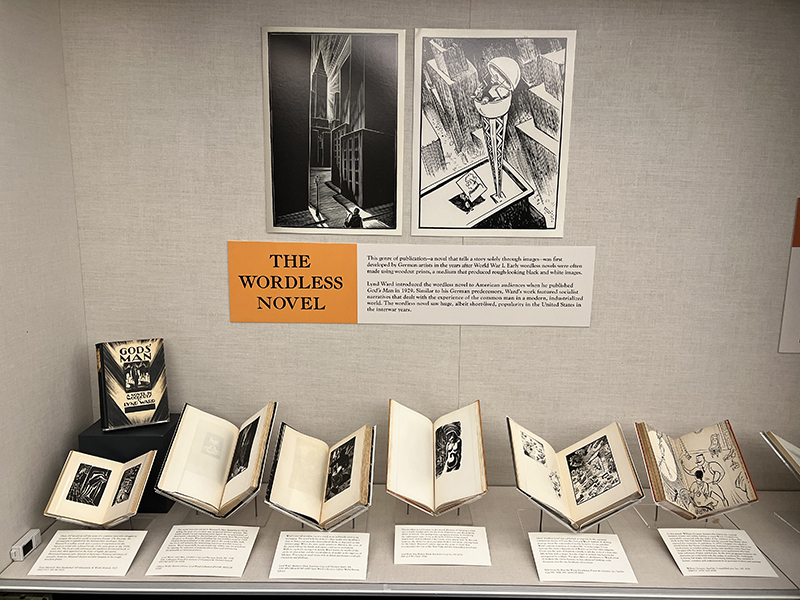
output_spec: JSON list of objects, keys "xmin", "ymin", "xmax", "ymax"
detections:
[
  {"xmin": 762, "ymin": 431, "xmax": 800, "ymax": 480},
  {"xmin": 475, "ymin": 400, "xmax": 488, "ymax": 495},
  {"xmin": 723, "ymin": 419, "xmax": 758, "ymax": 505}
]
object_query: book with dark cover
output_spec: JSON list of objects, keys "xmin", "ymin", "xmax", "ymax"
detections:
[{"xmin": 97, "ymin": 338, "xmax": 169, "ymax": 431}]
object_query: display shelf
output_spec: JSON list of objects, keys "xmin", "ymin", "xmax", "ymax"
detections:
[{"xmin": 1, "ymin": 487, "xmax": 798, "ymax": 598}]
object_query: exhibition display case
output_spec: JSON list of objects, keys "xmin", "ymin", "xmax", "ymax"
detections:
[{"xmin": 2, "ymin": 0, "xmax": 798, "ymax": 598}]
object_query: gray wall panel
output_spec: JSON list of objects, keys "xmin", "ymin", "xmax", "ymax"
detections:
[{"xmin": 0, "ymin": 0, "xmax": 92, "ymax": 570}]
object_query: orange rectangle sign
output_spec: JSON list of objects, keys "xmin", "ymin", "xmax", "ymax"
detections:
[{"xmin": 228, "ymin": 241, "xmax": 358, "ymax": 323}]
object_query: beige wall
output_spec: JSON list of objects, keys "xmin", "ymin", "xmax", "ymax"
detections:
[
  {"xmin": 1, "ymin": 0, "xmax": 799, "ymax": 568},
  {"xmin": 0, "ymin": 0, "xmax": 93, "ymax": 570}
]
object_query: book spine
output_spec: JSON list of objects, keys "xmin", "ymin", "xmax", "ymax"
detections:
[
  {"xmin": 96, "ymin": 344, "xmax": 109, "ymax": 429},
  {"xmin": 725, "ymin": 420, "xmax": 758, "ymax": 503}
]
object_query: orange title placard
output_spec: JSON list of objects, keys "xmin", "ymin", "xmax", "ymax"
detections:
[{"xmin": 228, "ymin": 241, "xmax": 358, "ymax": 323}]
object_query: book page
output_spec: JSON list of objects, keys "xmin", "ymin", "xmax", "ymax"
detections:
[
  {"xmin": 157, "ymin": 405, "xmax": 239, "ymax": 509},
  {"xmin": 268, "ymin": 425, "xmax": 329, "ymax": 522},
  {"xmin": 507, "ymin": 417, "xmax": 568, "ymax": 518},
  {"xmin": 45, "ymin": 451, "xmax": 125, "ymax": 525},
  {"xmin": 433, "ymin": 401, "xmax": 486, "ymax": 511},
  {"xmin": 320, "ymin": 426, "xmax": 371, "ymax": 526},
  {"xmin": 220, "ymin": 404, "xmax": 273, "ymax": 510},
  {"xmin": 559, "ymin": 423, "xmax": 641, "ymax": 524},
  {"xmin": 103, "ymin": 451, "xmax": 154, "ymax": 524},
  {"xmin": 386, "ymin": 400, "xmax": 434, "ymax": 512},
  {"xmin": 640, "ymin": 423, "xmax": 694, "ymax": 515},
  {"xmin": 675, "ymin": 421, "xmax": 756, "ymax": 517}
]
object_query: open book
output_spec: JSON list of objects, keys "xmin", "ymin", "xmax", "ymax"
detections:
[
  {"xmin": 155, "ymin": 402, "xmax": 277, "ymax": 518},
  {"xmin": 636, "ymin": 420, "xmax": 757, "ymax": 519},
  {"xmin": 761, "ymin": 431, "xmax": 800, "ymax": 482},
  {"xmin": 45, "ymin": 450, "xmax": 156, "ymax": 528},
  {"xmin": 507, "ymin": 418, "xmax": 643, "ymax": 531},
  {"xmin": 265, "ymin": 424, "xmax": 375, "ymax": 531},
  {"xmin": 386, "ymin": 399, "xmax": 487, "ymax": 516}
]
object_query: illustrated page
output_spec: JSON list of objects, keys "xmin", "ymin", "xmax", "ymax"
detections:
[
  {"xmin": 47, "ymin": 452, "xmax": 125, "ymax": 524},
  {"xmin": 269, "ymin": 426, "xmax": 329, "ymax": 521},
  {"xmin": 386, "ymin": 400, "xmax": 434, "ymax": 511},
  {"xmin": 158, "ymin": 406, "xmax": 239, "ymax": 508},
  {"xmin": 643, "ymin": 425, "xmax": 688, "ymax": 509},
  {"xmin": 433, "ymin": 401, "xmax": 485, "ymax": 510},
  {"xmin": 674, "ymin": 422, "xmax": 755, "ymax": 517},
  {"xmin": 507, "ymin": 418, "xmax": 568, "ymax": 518},
  {"xmin": 103, "ymin": 453, "xmax": 152, "ymax": 523},
  {"xmin": 560, "ymin": 423, "xmax": 639, "ymax": 524},
  {"xmin": 220, "ymin": 405, "xmax": 271, "ymax": 509},
  {"xmin": 320, "ymin": 426, "xmax": 370, "ymax": 524}
]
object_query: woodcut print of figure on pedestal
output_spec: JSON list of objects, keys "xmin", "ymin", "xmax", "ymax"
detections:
[
  {"xmin": 412, "ymin": 29, "xmax": 575, "ymax": 237},
  {"xmin": 263, "ymin": 28, "xmax": 404, "ymax": 233}
]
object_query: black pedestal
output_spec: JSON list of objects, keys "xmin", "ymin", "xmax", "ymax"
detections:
[{"xmin": 78, "ymin": 415, "xmax": 179, "ymax": 513}]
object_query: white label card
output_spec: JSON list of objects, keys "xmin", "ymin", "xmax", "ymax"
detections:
[
  {"xmin": 145, "ymin": 525, "xmax": 258, "ymax": 577},
  {"xmin": 394, "ymin": 525, "xmax": 491, "ymax": 566},
  {"xmin": 658, "ymin": 529, "xmax": 777, "ymax": 577},
  {"xmin": 29, "ymin": 530, "xmax": 147, "ymax": 577},
  {"xmin": 528, "ymin": 532, "xmax": 637, "ymax": 583},
  {"xmin": 269, "ymin": 531, "xmax": 369, "ymax": 580}
]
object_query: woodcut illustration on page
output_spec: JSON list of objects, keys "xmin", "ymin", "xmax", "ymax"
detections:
[{"xmin": 412, "ymin": 29, "xmax": 575, "ymax": 237}]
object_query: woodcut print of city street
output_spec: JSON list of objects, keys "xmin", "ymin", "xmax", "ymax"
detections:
[{"xmin": 264, "ymin": 29, "xmax": 402, "ymax": 232}]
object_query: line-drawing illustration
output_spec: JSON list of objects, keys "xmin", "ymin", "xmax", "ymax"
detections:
[
  {"xmin": 263, "ymin": 28, "xmax": 404, "ymax": 233},
  {"xmin": 521, "ymin": 431, "xmax": 546, "ymax": 465},
  {"xmin": 412, "ymin": 29, "xmax": 575, "ymax": 237}
]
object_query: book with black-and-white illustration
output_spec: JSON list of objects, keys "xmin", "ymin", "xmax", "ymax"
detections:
[
  {"xmin": 761, "ymin": 431, "xmax": 800, "ymax": 481},
  {"xmin": 636, "ymin": 420, "xmax": 757, "ymax": 520},
  {"xmin": 265, "ymin": 423, "xmax": 375, "ymax": 531},
  {"xmin": 96, "ymin": 338, "xmax": 169, "ymax": 431},
  {"xmin": 155, "ymin": 403, "xmax": 277, "ymax": 518},
  {"xmin": 386, "ymin": 399, "xmax": 487, "ymax": 516},
  {"xmin": 507, "ymin": 418, "xmax": 643, "ymax": 532},
  {"xmin": 45, "ymin": 450, "xmax": 156, "ymax": 528}
]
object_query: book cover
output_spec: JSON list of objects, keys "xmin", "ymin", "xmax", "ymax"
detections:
[{"xmin": 97, "ymin": 338, "xmax": 169, "ymax": 431}]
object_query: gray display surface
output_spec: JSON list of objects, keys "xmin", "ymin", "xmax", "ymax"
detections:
[{"xmin": 1, "ymin": 488, "xmax": 798, "ymax": 597}]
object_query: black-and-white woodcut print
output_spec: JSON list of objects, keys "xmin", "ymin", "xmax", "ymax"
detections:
[
  {"xmin": 435, "ymin": 421, "xmax": 463, "ymax": 478},
  {"xmin": 325, "ymin": 436, "xmax": 356, "ymax": 501},
  {"xmin": 112, "ymin": 464, "xmax": 141, "ymax": 506},
  {"xmin": 67, "ymin": 463, "xmax": 111, "ymax": 507},
  {"xmin": 566, "ymin": 435, "xmax": 620, "ymax": 505},
  {"xmin": 412, "ymin": 29, "xmax": 575, "ymax": 237},
  {"xmin": 263, "ymin": 28, "xmax": 404, "ymax": 233}
]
